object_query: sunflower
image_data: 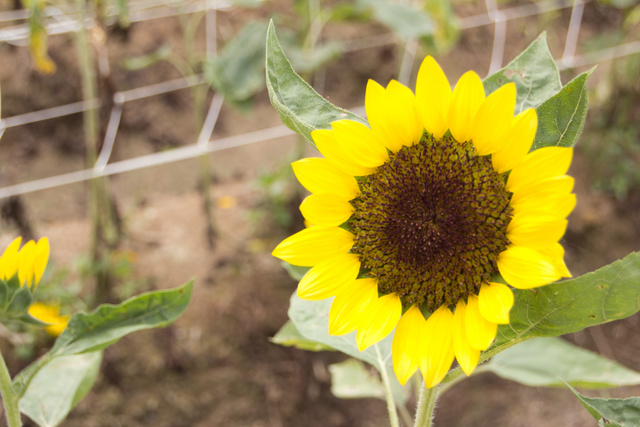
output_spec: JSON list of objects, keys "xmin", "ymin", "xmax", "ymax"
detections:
[
  {"xmin": 272, "ymin": 56, "xmax": 574, "ymax": 388},
  {"xmin": 0, "ymin": 236, "xmax": 50, "ymax": 288}
]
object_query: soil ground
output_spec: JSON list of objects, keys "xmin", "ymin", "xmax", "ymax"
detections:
[{"xmin": 0, "ymin": 1, "xmax": 639, "ymax": 426}]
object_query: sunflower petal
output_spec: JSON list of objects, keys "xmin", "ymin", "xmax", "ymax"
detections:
[
  {"xmin": 448, "ymin": 71, "xmax": 485, "ymax": 143},
  {"xmin": 507, "ymin": 147, "xmax": 573, "ymax": 193},
  {"xmin": 298, "ymin": 253, "xmax": 361, "ymax": 300},
  {"xmin": 478, "ymin": 282, "xmax": 514, "ymax": 324},
  {"xmin": 0, "ymin": 237, "xmax": 22, "ymax": 280},
  {"xmin": 498, "ymin": 246, "xmax": 564, "ymax": 289},
  {"xmin": 33, "ymin": 237, "xmax": 50, "ymax": 286},
  {"xmin": 272, "ymin": 227, "xmax": 354, "ymax": 266},
  {"xmin": 421, "ymin": 306, "xmax": 455, "ymax": 388},
  {"xmin": 538, "ymin": 243, "xmax": 572, "ymax": 278},
  {"xmin": 452, "ymin": 300, "xmax": 480, "ymax": 376},
  {"xmin": 492, "ymin": 108, "xmax": 538, "ymax": 173},
  {"xmin": 300, "ymin": 194, "xmax": 355, "ymax": 227},
  {"xmin": 366, "ymin": 79, "xmax": 422, "ymax": 152},
  {"xmin": 507, "ymin": 213, "xmax": 568, "ymax": 249},
  {"xmin": 329, "ymin": 278, "xmax": 379, "ymax": 335},
  {"xmin": 471, "ymin": 83, "xmax": 516, "ymax": 155},
  {"xmin": 17, "ymin": 240, "xmax": 36, "ymax": 286},
  {"xmin": 416, "ymin": 56, "xmax": 452, "ymax": 139},
  {"xmin": 291, "ymin": 158, "xmax": 360, "ymax": 200},
  {"xmin": 312, "ymin": 129, "xmax": 376, "ymax": 177},
  {"xmin": 465, "ymin": 294, "xmax": 497, "ymax": 351},
  {"xmin": 356, "ymin": 292, "xmax": 402, "ymax": 351},
  {"xmin": 392, "ymin": 306, "xmax": 427, "ymax": 385},
  {"xmin": 332, "ymin": 120, "xmax": 389, "ymax": 168}
]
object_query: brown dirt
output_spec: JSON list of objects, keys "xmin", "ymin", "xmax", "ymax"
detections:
[{"xmin": 0, "ymin": 1, "xmax": 639, "ymax": 427}]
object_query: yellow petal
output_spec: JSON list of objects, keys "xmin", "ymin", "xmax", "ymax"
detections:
[
  {"xmin": 33, "ymin": 237, "xmax": 50, "ymax": 286},
  {"xmin": 511, "ymin": 184, "xmax": 576, "ymax": 220},
  {"xmin": 510, "ymin": 175, "xmax": 574, "ymax": 206},
  {"xmin": 471, "ymin": 83, "xmax": 516, "ymax": 156},
  {"xmin": 452, "ymin": 300, "xmax": 480, "ymax": 376},
  {"xmin": 506, "ymin": 147, "xmax": 573, "ymax": 194},
  {"xmin": 416, "ymin": 56, "xmax": 452, "ymax": 139},
  {"xmin": 465, "ymin": 294, "xmax": 497, "ymax": 351},
  {"xmin": 0, "ymin": 237, "xmax": 22, "ymax": 280},
  {"xmin": 272, "ymin": 227, "xmax": 354, "ymax": 266},
  {"xmin": 291, "ymin": 158, "xmax": 360, "ymax": 200},
  {"xmin": 497, "ymin": 246, "xmax": 564, "ymax": 289},
  {"xmin": 420, "ymin": 306, "xmax": 455, "ymax": 388},
  {"xmin": 478, "ymin": 282, "xmax": 514, "ymax": 324},
  {"xmin": 18, "ymin": 240, "xmax": 37, "ymax": 286},
  {"xmin": 392, "ymin": 306, "xmax": 427, "ymax": 385},
  {"xmin": 491, "ymin": 108, "xmax": 538, "ymax": 173},
  {"xmin": 312, "ymin": 129, "xmax": 376, "ymax": 177},
  {"xmin": 538, "ymin": 243, "xmax": 572, "ymax": 278},
  {"xmin": 507, "ymin": 213, "xmax": 568, "ymax": 250},
  {"xmin": 28, "ymin": 303, "xmax": 69, "ymax": 336},
  {"xmin": 298, "ymin": 253, "xmax": 361, "ymax": 300},
  {"xmin": 332, "ymin": 120, "xmax": 389, "ymax": 168},
  {"xmin": 448, "ymin": 71, "xmax": 485, "ymax": 143},
  {"xmin": 329, "ymin": 278, "xmax": 379, "ymax": 335},
  {"xmin": 365, "ymin": 79, "xmax": 422, "ymax": 152},
  {"xmin": 356, "ymin": 292, "xmax": 402, "ymax": 351},
  {"xmin": 299, "ymin": 194, "xmax": 355, "ymax": 227}
]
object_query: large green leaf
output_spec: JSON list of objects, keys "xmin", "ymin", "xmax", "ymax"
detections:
[
  {"xmin": 265, "ymin": 20, "xmax": 367, "ymax": 147},
  {"xmin": 532, "ymin": 69, "xmax": 593, "ymax": 150},
  {"xmin": 13, "ymin": 281, "xmax": 193, "ymax": 397},
  {"xmin": 483, "ymin": 33, "xmax": 562, "ymax": 113},
  {"xmin": 565, "ymin": 383, "xmax": 640, "ymax": 426},
  {"xmin": 485, "ymin": 337, "xmax": 640, "ymax": 388},
  {"xmin": 205, "ymin": 21, "xmax": 269, "ymax": 103},
  {"xmin": 18, "ymin": 351, "xmax": 102, "ymax": 427},
  {"xmin": 270, "ymin": 319, "xmax": 334, "ymax": 352},
  {"xmin": 494, "ymin": 252, "xmax": 640, "ymax": 350},
  {"xmin": 329, "ymin": 358, "xmax": 385, "ymax": 400}
]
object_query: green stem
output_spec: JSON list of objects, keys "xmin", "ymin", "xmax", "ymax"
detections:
[
  {"xmin": 374, "ymin": 344, "xmax": 400, "ymax": 427},
  {"xmin": 0, "ymin": 350, "xmax": 21, "ymax": 427},
  {"xmin": 413, "ymin": 381, "xmax": 439, "ymax": 427}
]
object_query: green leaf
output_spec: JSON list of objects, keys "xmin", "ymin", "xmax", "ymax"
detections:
[
  {"xmin": 19, "ymin": 351, "xmax": 102, "ymax": 427},
  {"xmin": 12, "ymin": 281, "xmax": 193, "ymax": 398},
  {"xmin": 483, "ymin": 33, "xmax": 562, "ymax": 113},
  {"xmin": 485, "ymin": 337, "xmax": 640, "ymax": 388},
  {"xmin": 329, "ymin": 358, "xmax": 385, "ymax": 400},
  {"xmin": 265, "ymin": 20, "xmax": 367, "ymax": 146},
  {"xmin": 532, "ymin": 69, "xmax": 593, "ymax": 150},
  {"xmin": 282, "ymin": 262, "xmax": 310, "ymax": 282},
  {"xmin": 6, "ymin": 286, "xmax": 33, "ymax": 315},
  {"xmin": 0, "ymin": 279, "xmax": 9, "ymax": 308},
  {"xmin": 282, "ymin": 41, "xmax": 344, "ymax": 74},
  {"xmin": 565, "ymin": 382, "xmax": 640, "ymax": 426},
  {"xmin": 494, "ymin": 252, "xmax": 640, "ymax": 350},
  {"xmin": 357, "ymin": 0, "xmax": 434, "ymax": 41},
  {"xmin": 288, "ymin": 293, "xmax": 408, "ymax": 403},
  {"xmin": 205, "ymin": 21, "xmax": 269, "ymax": 103},
  {"xmin": 270, "ymin": 320, "xmax": 334, "ymax": 352},
  {"xmin": 50, "ymin": 280, "xmax": 193, "ymax": 356},
  {"xmin": 121, "ymin": 44, "xmax": 173, "ymax": 71}
]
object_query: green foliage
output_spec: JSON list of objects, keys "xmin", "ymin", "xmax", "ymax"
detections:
[
  {"xmin": 270, "ymin": 320, "xmax": 334, "ymax": 351},
  {"xmin": 12, "ymin": 281, "xmax": 193, "ymax": 399},
  {"xmin": 356, "ymin": 0, "xmax": 434, "ymax": 41},
  {"xmin": 250, "ymin": 160, "xmax": 299, "ymax": 232},
  {"xmin": 565, "ymin": 383, "xmax": 640, "ymax": 426},
  {"xmin": 485, "ymin": 337, "xmax": 640, "ymax": 388},
  {"xmin": 121, "ymin": 44, "xmax": 173, "ymax": 71},
  {"xmin": 18, "ymin": 351, "xmax": 102, "ymax": 427},
  {"xmin": 329, "ymin": 359, "xmax": 385, "ymax": 399},
  {"xmin": 265, "ymin": 21, "xmax": 367, "ymax": 147}
]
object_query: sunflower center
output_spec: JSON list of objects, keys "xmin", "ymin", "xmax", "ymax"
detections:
[{"xmin": 349, "ymin": 134, "xmax": 513, "ymax": 312}]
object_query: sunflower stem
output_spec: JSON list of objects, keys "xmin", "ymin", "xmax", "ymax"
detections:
[
  {"xmin": 414, "ymin": 381, "xmax": 439, "ymax": 427},
  {"xmin": 375, "ymin": 343, "xmax": 400, "ymax": 427},
  {"xmin": 0, "ymin": 350, "xmax": 22, "ymax": 427}
]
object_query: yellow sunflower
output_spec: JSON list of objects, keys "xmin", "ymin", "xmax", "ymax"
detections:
[
  {"xmin": 0, "ymin": 236, "xmax": 50, "ymax": 288},
  {"xmin": 28, "ymin": 303, "xmax": 70, "ymax": 336},
  {"xmin": 272, "ymin": 56, "xmax": 574, "ymax": 388}
]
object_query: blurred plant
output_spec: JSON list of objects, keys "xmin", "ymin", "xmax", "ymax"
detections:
[
  {"xmin": 581, "ymin": 5, "xmax": 640, "ymax": 199},
  {"xmin": 0, "ymin": 236, "xmax": 193, "ymax": 427}
]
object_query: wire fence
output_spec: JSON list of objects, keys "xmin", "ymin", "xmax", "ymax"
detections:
[{"xmin": 0, "ymin": 0, "xmax": 639, "ymax": 200}]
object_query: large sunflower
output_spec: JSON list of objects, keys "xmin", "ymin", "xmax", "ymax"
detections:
[{"xmin": 272, "ymin": 56, "xmax": 574, "ymax": 388}]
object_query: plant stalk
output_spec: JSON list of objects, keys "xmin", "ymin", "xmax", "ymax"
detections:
[
  {"xmin": 0, "ymin": 350, "xmax": 21, "ymax": 427},
  {"xmin": 375, "ymin": 344, "xmax": 400, "ymax": 427},
  {"xmin": 414, "ymin": 381, "xmax": 439, "ymax": 427}
]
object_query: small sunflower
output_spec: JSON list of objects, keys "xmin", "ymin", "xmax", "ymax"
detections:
[
  {"xmin": 0, "ymin": 236, "xmax": 50, "ymax": 288},
  {"xmin": 28, "ymin": 303, "xmax": 69, "ymax": 336},
  {"xmin": 272, "ymin": 56, "xmax": 574, "ymax": 388}
]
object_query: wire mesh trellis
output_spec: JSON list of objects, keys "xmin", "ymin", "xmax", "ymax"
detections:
[{"xmin": 0, "ymin": 0, "xmax": 639, "ymax": 200}]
